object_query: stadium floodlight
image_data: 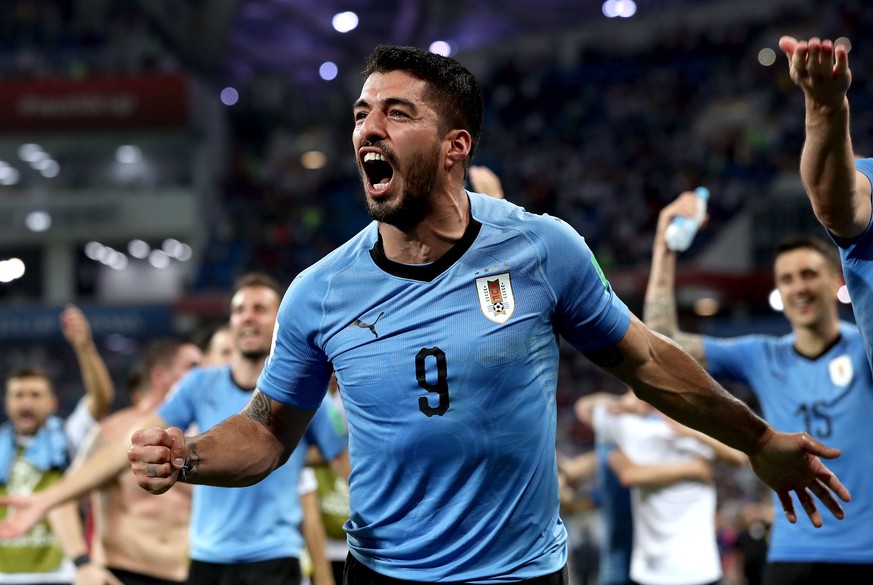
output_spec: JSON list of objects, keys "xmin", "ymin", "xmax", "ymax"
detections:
[
  {"xmin": 129, "ymin": 239, "xmax": 151, "ymax": 259},
  {"xmin": 768, "ymin": 289, "xmax": 784, "ymax": 312},
  {"xmin": 148, "ymin": 249, "xmax": 171, "ymax": 269},
  {"xmin": 332, "ymin": 11, "xmax": 359, "ymax": 33},
  {"xmin": 116, "ymin": 145, "xmax": 142, "ymax": 164},
  {"xmin": 319, "ymin": 62, "xmax": 338, "ymax": 81},
  {"xmin": 25, "ymin": 211, "xmax": 52, "ymax": 232},
  {"xmin": 221, "ymin": 87, "xmax": 239, "ymax": 106},
  {"xmin": 429, "ymin": 41, "xmax": 452, "ymax": 57}
]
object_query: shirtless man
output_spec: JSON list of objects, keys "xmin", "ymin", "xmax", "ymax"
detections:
[{"xmin": 74, "ymin": 339, "xmax": 202, "ymax": 585}]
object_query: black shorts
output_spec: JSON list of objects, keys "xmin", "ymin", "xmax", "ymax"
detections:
[
  {"xmin": 186, "ymin": 556, "xmax": 301, "ymax": 585},
  {"xmin": 763, "ymin": 561, "xmax": 873, "ymax": 585},
  {"xmin": 343, "ymin": 553, "xmax": 568, "ymax": 585},
  {"xmin": 107, "ymin": 567, "xmax": 186, "ymax": 585}
]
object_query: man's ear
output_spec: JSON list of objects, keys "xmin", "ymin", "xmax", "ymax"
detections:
[{"xmin": 444, "ymin": 129, "xmax": 472, "ymax": 172}]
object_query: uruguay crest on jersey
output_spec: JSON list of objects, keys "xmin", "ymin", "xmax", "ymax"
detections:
[
  {"xmin": 475, "ymin": 272, "xmax": 515, "ymax": 324},
  {"xmin": 828, "ymin": 354, "xmax": 854, "ymax": 387}
]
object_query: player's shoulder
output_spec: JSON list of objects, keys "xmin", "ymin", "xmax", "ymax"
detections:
[
  {"xmin": 469, "ymin": 191, "xmax": 584, "ymax": 245},
  {"xmin": 284, "ymin": 223, "xmax": 379, "ymax": 297},
  {"xmin": 172, "ymin": 364, "xmax": 228, "ymax": 394}
]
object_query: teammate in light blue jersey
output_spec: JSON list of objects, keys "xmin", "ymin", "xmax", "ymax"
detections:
[
  {"xmin": 779, "ymin": 36, "xmax": 873, "ymax": 371},
  {"xmin": 130, "ymin": 45, "xmax": 849, "ymax": 585},
  {"xmin": 646, "ymin": 193, "xmax": 873, "ymax": 584},
  {"xmin": 158, "ymin": 365, "xmax": 346, "ymax": 566}
]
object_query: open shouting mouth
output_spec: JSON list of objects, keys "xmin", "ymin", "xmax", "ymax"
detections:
[{"xmin": 361, "ymin": 151, "xmax": 395, "ymax": 196}]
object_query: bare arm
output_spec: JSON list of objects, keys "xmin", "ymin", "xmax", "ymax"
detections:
[
  {"xmin": 329, "ymin": 448, "xmax": 352, "ymax": 482},
  {"xmin": 129, "ymin": 389, "xmax": 315, "ymax": 492},
  {"xmin": 666, "ymin": 418, "xmax": 748, "ymax": 467},
  {"xmin": 643, "ymin": 193, "xmax": 707, "ymax": 365},
  {"xmin": 558, "ymin": 451, "xmax": 597, "ymax": 485},
  {"xmin": 607, "ymin": 449, "xmax": 712, "ymax": 488},
  {"xmin": 62, "ymin": 305, "xmax": 115, "ymax": 421},
  {"xmin": 0, "ymin": 411, "xmax": 167, "ymax": 538},
  {"xmin": 587, "ymin": 315, "xmax": 849, "ymax": 526},
  {"xmin": 300, "ymin": 485, "xmax": 335, "ymax": 585},
  {"xmin": 779, "ymin": 36, "xmax": 870, "ymax": 238},
  {"xmin": 48, "ymin": 502, "xmax": 122, "ymax": 585},
  {"xmin": 469, "ymin": 165, "xmax": 504, "ymax": 199},
  {"xmin": 573, "ymin": 392, "xmax": 623, "ymax": 427}
]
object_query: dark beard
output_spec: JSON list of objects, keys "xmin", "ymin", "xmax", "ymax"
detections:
[{"xmin": 365, "ymin": 146, "xmax": 439, "ymax": 230}]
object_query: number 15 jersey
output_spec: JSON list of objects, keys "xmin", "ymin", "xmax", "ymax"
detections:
[
  {"xmin": 257, "ymin": 192, "xmax": 631, "ymax": 582},
  {"xmin": 703, "ymin": 324, "xmax": 873, "ymax": 564}
]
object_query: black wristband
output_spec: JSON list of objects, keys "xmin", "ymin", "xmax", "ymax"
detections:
[{"xmin": 72, "ymin": 553, "xmax": 91, "ymax": 568}]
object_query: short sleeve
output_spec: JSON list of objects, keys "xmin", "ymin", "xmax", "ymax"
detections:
[
  {"xmin": 257, "ymin": 275, "xmax": 332, "ymax": 411},
  {"xmin": 702, "ymin": 335, "xmax": 764, "ymax": 385},
  {"xmin": 157, "ymin": 371, "xmax": 201, "ymax": 429},
  {"xmin": 536, "ymin": 215, "xmax": 631, "ymax": 352}
]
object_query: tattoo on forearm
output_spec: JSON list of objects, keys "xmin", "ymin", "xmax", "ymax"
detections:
[
  {"xmin": 643, "ymin": 294, "xmax": 677, "ymax": 336},
  {"xmin": 584, "ymin": 344, "xmax": 625, "ymax": 368},
  {"xmin": 244, "ymin": 390, "xmax": 272, "ymax": 427}
]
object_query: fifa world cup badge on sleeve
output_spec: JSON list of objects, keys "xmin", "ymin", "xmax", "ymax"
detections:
[{"xmin": 476, "ymin": 272, "xmax": 515, "ymax": 324}]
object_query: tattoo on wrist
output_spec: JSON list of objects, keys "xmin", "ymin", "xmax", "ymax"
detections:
[
  {"xmin": 179, "ymin": 440, "xmax": 200, "ymax": 483},
  {"xmin": 244, "ymin": 390, "xmax": 272, "ymax": 426}
]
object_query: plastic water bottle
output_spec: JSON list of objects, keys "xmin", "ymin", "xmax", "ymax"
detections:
[{"xmin": 664, "ymin": 187, "xmax": 710, "ymax": 252}]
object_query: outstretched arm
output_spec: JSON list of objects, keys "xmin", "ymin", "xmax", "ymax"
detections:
[
  {"xmin": 0, "ymin": 411, "xmax": 167, "ymax": 538},
  {"xmin": 589, "ymin": 315, "xmax": 849, "ymax": 526},
  {"xmin": 643, "ymin": 193, "xmax": 707, "ymax": 365},
  {"xmin": 779, "ymin": 35, "xmax": 870, "ymax": 238},
  {"xmin": 607, "ymin": 449, "xmax": 713, "ymax": 488},
  {"xmin": 300, "ymin": 469, "xmax": 335, "ymax": 585},
  {"xmin": 129, "ymin": 389, "xmax": 316, "ymax": 493},
  {"xmin": 62, "ymin": 305, "xmax": 114, "ymax": 421}
]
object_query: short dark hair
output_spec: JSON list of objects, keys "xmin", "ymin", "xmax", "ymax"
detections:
[
  {"xmin": 234, "ymin": 272, "xmax": 281, "ymax": 297},
  {"xmin": 140, "ymin": 338, "xmax": 188, "ymax": 373},
  {"xmin": 775, "ymin": 236, "xmax": 842, "ymax": 273},
  {"xmin": 5, "ymin": 367, "xmax": 52, "ymax": 389},
  {"xmin": 124, "ymin": 362, "xmax": 147, "ymax": 397},
  {"xmin": 364, "ymin": 45, "xmax": 484, "ymax": 172}
]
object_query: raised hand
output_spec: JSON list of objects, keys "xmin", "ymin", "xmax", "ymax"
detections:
[
  {"xmin": 60, "ymin": 305, "xmax": 93, "ymax": 350},
  {"xmin": 127, "ymin": 427, "xmax": 188, "ymax": 495},
  {"xmin": 748, "ymin": 429, "xmax": 850, "ymax": 527},
  {"xmin": 0, "ymin": 492, "xmax": 52, "ymax": 538},
  {"xmin": 469, "ymin": 165, "xmax": 504, "ymax": 200},
  {"xmin": 778, "ymin": 36, "xmax": 851, "ymax": 109}
]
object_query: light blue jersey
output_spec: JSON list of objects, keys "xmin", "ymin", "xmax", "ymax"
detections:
[
  {"xmin": 158, "ymin": 365, "xmax": 347, "ymax": 563},
  {"xmin": 832, "ymin": 158, "xmax": 873, "ymax": 371},
  {"xmin": 257, "ymin": 192, "xmax": 632, "ymax": 582},
  {"xmin": 704, "ymin": 323, "xmax": 873, "ymax": 563}
]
